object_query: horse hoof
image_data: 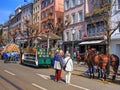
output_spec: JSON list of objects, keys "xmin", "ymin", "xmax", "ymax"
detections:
[
  {"xmin": 101, "ymin": 78, "xmax": 104, "ymax": 81},
  {"xmin": 112, "ymin": 76, "xmax": 116, "ymax": 81}
]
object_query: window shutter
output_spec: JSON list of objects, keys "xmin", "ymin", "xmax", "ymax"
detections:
[
  {"xmin": 75, "ymin": 0, "xmax": 78, "ymax": 6},
  {"xmin": 75, "ymin": 13, "xmax": 78, "ymax": 23}
]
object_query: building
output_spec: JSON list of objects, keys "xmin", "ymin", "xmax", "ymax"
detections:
[
  {"xmin": 2, "ymin": 22, "xmax": 9, "ymax": 45},
  {"xmin": 8, "ymin": 7, "xmax": 22, "ymax": 43},
  {"xmin": 40, "ymin": 0, "xmax": 64, "ymax": 48},
  {"xmin": 8, "ymin": 3, "xmax": 33, "ymax": 47},
  {"xmin": 79, "ymin": 0, "xmax": 107, "ymax": 54},
  {"xmin": 63, "ymin": 0, "xmax": 85, "ymax": 54},
  {"xmin": 21, "ymin": 3, "xmax": 33, "ymax": 32},
  {"xmin": 33, "ymin": 0, "xmax": 40, "ymax": 31},
  {"xmin": 110, "ymin": 0, "xmax": 120, "ymax": 58}
]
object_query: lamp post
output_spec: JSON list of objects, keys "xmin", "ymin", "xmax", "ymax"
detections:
[
  {"xmin": 72, "ymin": 28, "xmax": 75, "ymax": 60},
  {"xmin": 47, "ymin": 29, "xmax": 50, "ymax": 53},
  {"xmin": 34, "ymin": 39, "xmax": 38, "ymax": 48}
]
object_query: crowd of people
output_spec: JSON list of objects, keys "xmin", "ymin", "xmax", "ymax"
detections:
[
  {"xmin": 53, "ymin": 49, "xmax": 73, "ymax": 84},
  {"xmin": 2, "ymin": 52, "xmax": 19, "ymax": 63}
]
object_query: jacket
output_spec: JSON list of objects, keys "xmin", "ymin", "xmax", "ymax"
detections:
[
  {"xmin": 54, "ymin": 53, "xmax": 63, "ymax": 70},
  {"xmin": 63, "ymin": 57, "xmax": 73, "ymax": 71}
]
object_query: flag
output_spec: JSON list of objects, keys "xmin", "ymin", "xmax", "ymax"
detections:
[{"xmin": 24, "ymin": 0, "xmax": 27, "ymax": 2}]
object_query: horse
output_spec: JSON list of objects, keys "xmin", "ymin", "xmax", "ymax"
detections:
[
  {"xmin": 84, "ymin": 49, "xmax": 119, "ymax": 80},
  {"xmin": 84, "ymin": 50, "xmax": 108, "ymax": 80},
  {"xmin": 110, "ymin": 54, "xmax": 119, "ymax": 80}
]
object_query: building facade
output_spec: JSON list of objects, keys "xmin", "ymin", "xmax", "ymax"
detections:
[
  {"xmin": 8, "ymin": 7, "xmax": 22, "ymax": 43},
  {"xmin": 80, "ymin": 0, "xmax": 107, "ymax": 53},
  {"xmin": 110, "ymin": 0, "xmax": 120, "ymax": 58},
  {"xmin": 21, "ymin": 3, "xmax": 33, "ymax": 32},
  {"xmin": 33, "ymin": 0, "xmax": 40, "ymax": 31},
  {"xmin": 8, "ymin": 3, "xmax": 33, "ymax": 47},
  {"xmin": 63, "ymin": 0, "xmax": 85, "ymax": 54},
  {"xmin": 40, "ymin": 0, "xmax": 64, "ymax": 48}
]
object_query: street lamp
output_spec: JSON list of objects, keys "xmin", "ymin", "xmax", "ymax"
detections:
[
  {"xmin": 72, "ymin": 28, "xmax": 75, "ymax": 60},
  {"xmin": 34, "ymin": 39, "xmax": 38, "ymax": 48}
]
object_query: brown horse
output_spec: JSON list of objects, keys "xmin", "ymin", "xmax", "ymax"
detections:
[
  {"xmin": 84, "ymin": 51, "xmax": 108, "ymax": 80},
  {"xmin": 110, "ymin": 54, "xmax": 119, "ymax": 80},
  {"xmin": 76, "ymin": 53, "xmax": 85, "ymax": 65},
  {"xmin": 84, "ymin": 50, "xmax": 119, "ymax": 80}
]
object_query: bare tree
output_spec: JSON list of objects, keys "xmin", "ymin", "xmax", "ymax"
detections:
[
  {"xmin": 0, "ymin": 27, "xmax": 3, "ymax": 45},
  {"xmin": 47, "ymin": 12, "xmax": 70, "ymax": 37}
]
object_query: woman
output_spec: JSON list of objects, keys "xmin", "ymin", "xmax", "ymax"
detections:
[
  {"xmin": 54, "ymin": 50, "xmax": 64, "ymax": 82},
  {"xmin": 63, "ymin": 53, "xmax": 73, "ymax": 84}
]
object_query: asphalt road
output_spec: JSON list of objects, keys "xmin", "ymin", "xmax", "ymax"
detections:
[{"xmin": 0, "ymin": 60, "xmax": 120, "ymax": 90}]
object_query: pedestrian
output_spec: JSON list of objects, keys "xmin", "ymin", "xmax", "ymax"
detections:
[
  {"xmin": 63, "ymin": 53, "xmax": 73, "ymax": 84},
  {"xmin": 54, "ymin": 49, "xmax": 64, "ymax": 82},
  {"xmin": 3, "ymin": 52, "xmax": 8, "ymax": 63}
]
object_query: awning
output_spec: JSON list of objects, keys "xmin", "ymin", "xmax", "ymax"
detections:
[{"xmin": 79, "ymin": 40, "xmax": 104, "ymax": 45}]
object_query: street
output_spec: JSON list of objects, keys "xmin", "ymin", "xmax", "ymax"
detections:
[{"xmin": 0, "ymin": 60, "xmax": 120, "ymax": 90}]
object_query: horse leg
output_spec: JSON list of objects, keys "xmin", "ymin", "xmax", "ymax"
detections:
[
  {"xmin": 91, "ymin": 66, "xmax": 95, "ymax": 78},
  {"xmin": 97, "ymin": 68, "xmax": 101, "ymax": 79},
  {"xmin": 88, "ymin": 66, "xmax": 92, "ymax": 79},
  {"xmin": 103, "ymin": 68, "xmax": 107, "ymax": 80},
  {"xmin": 112, "ymin": 65, "xmax": 119, "ymax": 80}
]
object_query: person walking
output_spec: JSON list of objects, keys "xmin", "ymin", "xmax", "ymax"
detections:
[
  {"xmin": 54, "ymin": 50, "xmax": 64, "ymax": 82},
  {"xmin": 63, "ymin": 53, "xmax": 73, "ymax": 84}
]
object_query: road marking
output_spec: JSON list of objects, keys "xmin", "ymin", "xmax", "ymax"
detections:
[
  {"xmin": 70, "ymin": 84, "xmax": 90, "ymax": 90},
  {"xmin": 4, "ymin": 70, "xmax": 15, "ymax": 76},
  {"xmin": 36, "ymin": 73, "xmax": 50, "ymax": 80},
  {"xmin": 32, "ymin": 83, "xmax": 47, "ymax": 90}
]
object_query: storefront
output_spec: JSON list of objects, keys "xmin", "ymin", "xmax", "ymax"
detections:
[{"xmin": 79, "ymin": 40, "xmax": 106, "ymax": 54}]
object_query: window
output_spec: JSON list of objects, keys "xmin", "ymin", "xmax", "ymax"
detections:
[
  {"xmin": 78, "ymin": 0, "xmax": 84, "ymax": 5},
  {"xmin": 118, "ymin": 0, "xmax": 120, "ymax": 9},
  {"xmin": 66, "ymin": 0, "xmax": 69, "ymax": 10},
  {"xmin": 41, "ymin": 1, "xmax": 45, "ymax": 8},
  {"xmin": 79, "ymin": 30, "xmax": 82, "ymax": 39},
  {"xmin": 66, "ymin": 32, "xmax": 69, "ymax": 41},
  {"xmin": 79, "ymin": 11, "xmax": 84, "ymax": 22},
  {"xmin": 50, "ymin": 0, "xmax": 53, "ymax": 3},
  {"xmin": 72, "ymin": 13, "xmax": 75, "ymax": 23},
  {"xmin": 72, "ymin": 0, "xmax": 75, "ymax": 7},
  {"xmin": 118, "ymin": 26, "xmax": 120, "ymax": 32}
]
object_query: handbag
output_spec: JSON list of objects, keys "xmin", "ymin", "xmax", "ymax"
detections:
[{"xmin": 63, "ymin": 58, "xmax": 70, "ymax": 71}]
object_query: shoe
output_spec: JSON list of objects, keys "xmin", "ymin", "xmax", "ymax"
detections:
[
  {"xmin": 54, "ymin": 79, "xmax": 57, "ymax": 82},
  {"xmin": 57, "ymin": 80, "xmax": 62, "ymax": 83}
]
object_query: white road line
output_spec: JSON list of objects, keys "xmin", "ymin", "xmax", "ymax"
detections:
[
  {"xmin": 32, "ymin": 83, "xmax": 47, "ymax": 90},
  {"xmin": 70, "ymin": 84, "xmax": 90, "ymax": 90},
  {"xmin": 36, "ymin": 73, "xmax": 50, "ymax": 80},
  {"xmin": 4, "ymin": 70, "xmax": 15, "ymax": 76}
]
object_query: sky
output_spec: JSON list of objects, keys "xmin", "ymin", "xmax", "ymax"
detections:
[{"xmin": 0, "ymin": 0, "xmax": 31, "ymax": 24}]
